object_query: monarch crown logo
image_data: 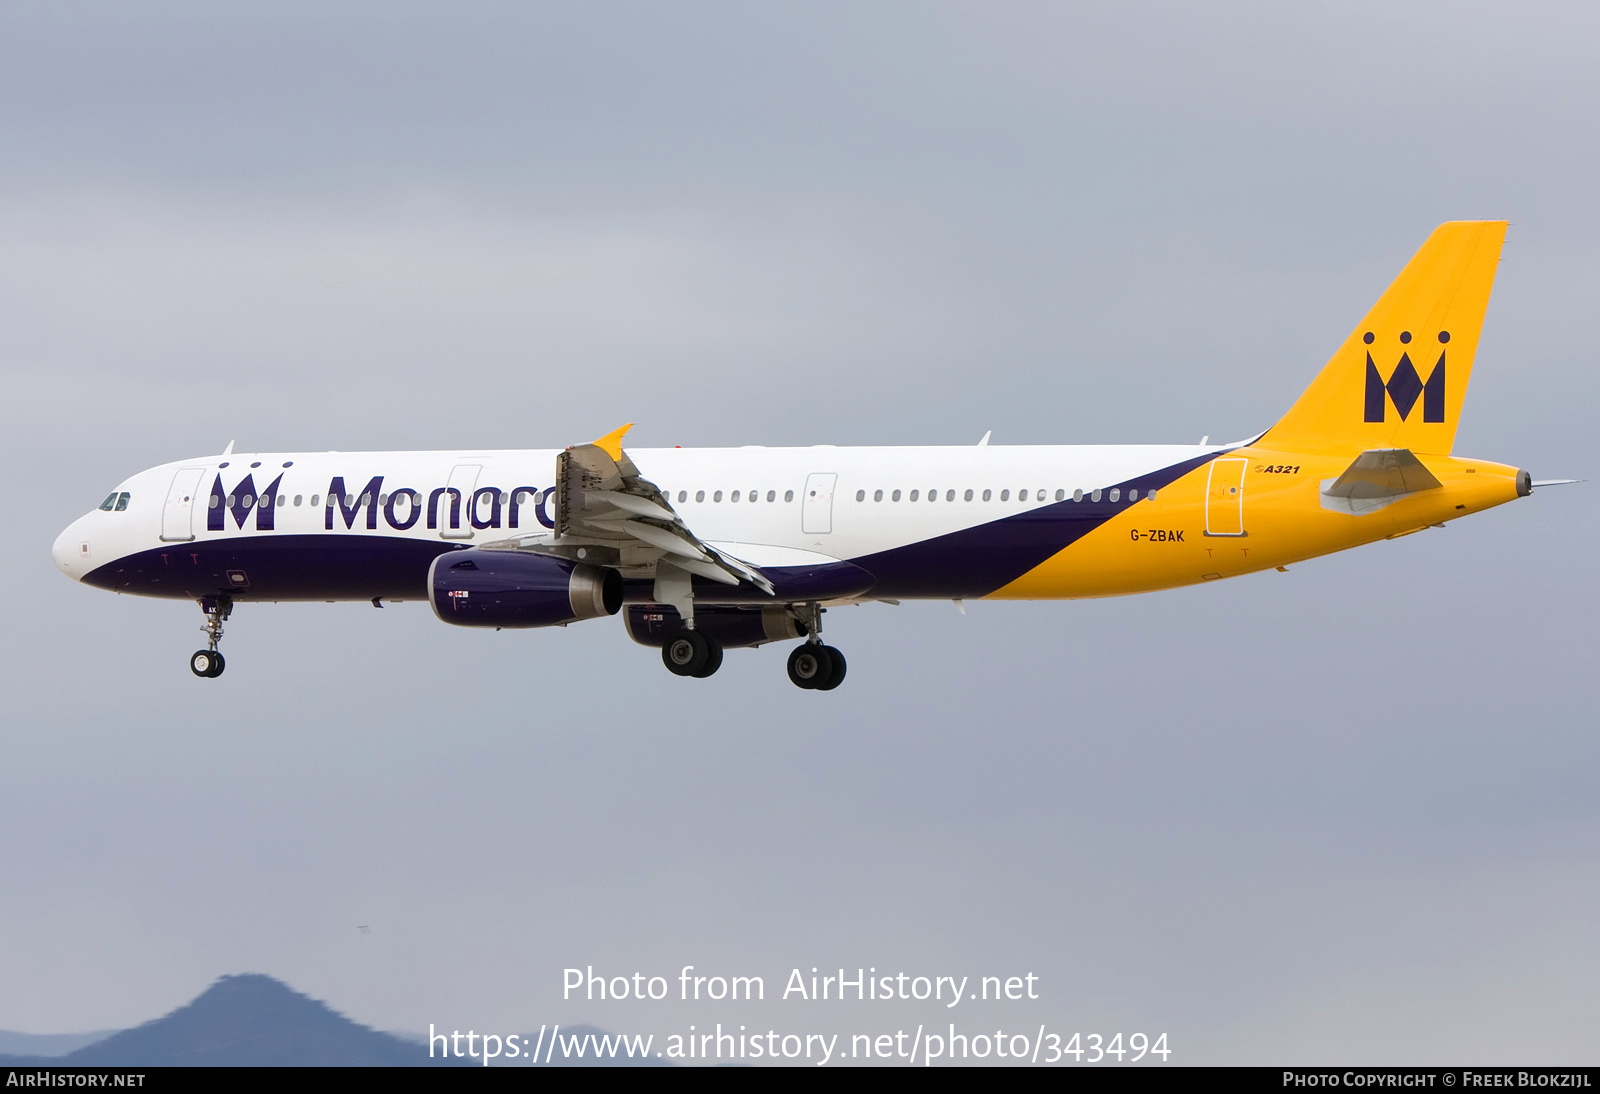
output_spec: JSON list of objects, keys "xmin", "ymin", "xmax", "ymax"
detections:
[{"xmin": 1363, "ymin": 330, "xmax": 1447, "ymax": 423}]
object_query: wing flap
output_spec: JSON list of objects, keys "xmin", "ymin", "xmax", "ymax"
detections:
[{"xmin": 519, "ymin": 425, "xmax": 776, "ymax": 594}]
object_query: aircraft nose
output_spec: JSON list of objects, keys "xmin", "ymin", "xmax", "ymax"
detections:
[{"xmin": 52, "ymin": 520, "xmax": 84, "ymax": 581}]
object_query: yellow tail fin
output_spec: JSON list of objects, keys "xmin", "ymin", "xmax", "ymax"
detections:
[{"xmin": 1264, "ymin": 221, "xmax": 1507, "ymax": 455}]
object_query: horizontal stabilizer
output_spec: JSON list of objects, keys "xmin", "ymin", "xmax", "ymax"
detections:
[{"xmin": 1320, "ymin": 448, "xmax": 1441, "ymax": 516}]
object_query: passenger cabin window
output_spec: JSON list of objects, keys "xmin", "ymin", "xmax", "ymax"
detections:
[
  {"xmin": 1073, "ymin": 489, "xmax": 1083, "ymax": 502},
  {"xmin": 1147, "ymin": 489, "xmax": 1158, "ymax": 501},
  {"xmin": 892, "ymin": 489, "xmax": 902, "ymax": 502},
  {"xmin": 1109, "ymin": 488, "xmax": 1121, "ymax": 502},
  {"xmin": 678, "ymin": 491, "xmax": 687, "ymax": 503},
  {"xmin": 964, "ymin": 489, "xmax": 973, "ymax": 501},
  {"xmin": 855, "ymin": 489, "xmax": 865, "ymax": 502},
  {"xmin": 784, "ymin": 490, "xmax": 794, "ymax": 502},
  {"xmin": 982, "ymin": 489, "xmax": 991, "ymax": 501},
  {"xmin": 1000, "ymin": 489, "xmax": 1010, "ymax": 501},
  {"xmin": 310, "ymin": 494, "xmax": 320, "ymax": 507},
  {"xmin": 766, "ymin": 490, "xmax": 776, "ymax": 502},
  {"xmin": 695, "ymin": 490, "xmax": 705, "ymax": 503},
  {"xmin": 1129, "ymin": 488, "xmax": 1139, "ymax": 502},
  {"xmin": 1091, "ymin": 488, "xmax": 1102, "ymax": 502},
  {"xmin": 713, "ymin": 490, "xmax": 723, "ymax": 502},
  {"xmin": 1055, "ymin": 489, "xmax": 1065, "ymax": 501},
  {"xmin": 874, "ymin": 489, "xmax": 883, "ymax": 502},
  {"xmin": 731, "ymin": 490, "xmax": 740, "ymax": 502},
  {"xmin": 294, "ymin": 495, "xmax": 303, "ymax": 506}
]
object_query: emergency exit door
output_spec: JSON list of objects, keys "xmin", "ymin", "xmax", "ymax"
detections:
[{"xmin": 801, "ymin": 473, "xmax": 837, "ymax": 534}]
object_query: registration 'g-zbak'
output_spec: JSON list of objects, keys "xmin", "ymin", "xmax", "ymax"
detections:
[{"xmin": 53, "ymin": 223, "xmax": 1572, "ymax": 689}]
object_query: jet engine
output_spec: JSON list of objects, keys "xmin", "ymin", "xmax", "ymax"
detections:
[
  {"xmin": 429, "ymin": 549, "xmax": 622, "ymax": 628},
  {"xmin": 623, "ymin": 604, "xmax": 806, "ymax": 650}
]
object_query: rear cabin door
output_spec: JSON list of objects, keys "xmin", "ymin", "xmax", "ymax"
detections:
[
  {"xmin": 160, "ymin": 467, "xmax": 207, "ymax": 542},
  {"xmin": 1204, "ymin": 458, "xmax": 1248, "ymax": 537},
  {"xmin": 439, "ymin": 464, "xmax": 481, "ymax": 539},
  {"xmin": 801, "ymin": 472, "xmax": 837, "ymax": 534}
]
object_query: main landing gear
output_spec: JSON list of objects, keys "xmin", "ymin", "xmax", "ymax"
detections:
[
  {"xmin": 787, "ymin": 642, "xmax": 846, "ymax": 691},
  {"xmin": 661, "ymin": 629, "xmax": 724, "ymax": 678},
  {"xmin": 659, "ymin": 603, "xmax": 848, "ymax": 690},
  {"xmin": 190, "ymin": 595, "xmax": 231, "ymax": 678},
  {"xmin": 787, "ymin": 602, "xmax": 845, "ymax": 691}
]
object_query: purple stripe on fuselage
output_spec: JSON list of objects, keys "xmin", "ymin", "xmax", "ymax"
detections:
[
  {"xmin": 81, "ymin": 535, "xmax": 463, "ymax": 601},
  {"xmin": 847, "ymin": 450, "xmax": 1228, "ymax": 598}
]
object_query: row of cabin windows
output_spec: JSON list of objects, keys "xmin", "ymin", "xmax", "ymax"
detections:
[
  {"xmin": 675, "ymin": 489, "xmax": 795, "ymax": 504},
  {"xmin": 661, "ymin": 487, "xmax": 1150, "ymax": 506},
  {"xmin": 206, "ymin": 492, "xmax": 501, "ymax": 509},
  {"xmin": 198, "ymin": 484, "xmax": 1153, "ymax": 511},
  {"xmin": 855, "ymin": 486, "xmax": 1152, "ymax": 504}
]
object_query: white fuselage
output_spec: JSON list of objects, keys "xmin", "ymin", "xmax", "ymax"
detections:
[{"xmin": 53, "ymin": 443, "xmax": 1222, "ymax": 602}]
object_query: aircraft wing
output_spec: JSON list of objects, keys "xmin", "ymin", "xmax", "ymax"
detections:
[{"xmin": 491, "ymin": 424, "xmax": 774, "ymax": 595}]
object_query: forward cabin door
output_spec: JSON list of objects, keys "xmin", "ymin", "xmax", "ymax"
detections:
[
  {"xmin": 801, "ymin": 473, "xmax": 837, "ymax": 534},
  {"xmin": 1204, "ymin": 458, "xmax": 1248, "ymax": 537},
  {"xmin": 160, "ymin": 467, "xmax": 207, "ymax": 542},
  {"xmin": 440, "ymin": 464, "xmax": 481, "ymax": 540}
]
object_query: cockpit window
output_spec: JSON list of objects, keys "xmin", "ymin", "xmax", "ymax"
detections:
[
  {"xmin": 114, "ymin": 492, "xmax": 130, "ymax": 511},
  {"xmin": 98, "ymin": 493, "xmax": 117, "ymax": 511}
]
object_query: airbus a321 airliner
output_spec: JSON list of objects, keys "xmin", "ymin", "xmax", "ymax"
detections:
[{"xmin": 51, "ymin": 222, "xmax": 1569, "ymax": 689}]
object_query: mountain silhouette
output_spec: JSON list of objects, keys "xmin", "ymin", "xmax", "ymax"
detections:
[{"xmin": 0, "ymin": 974, "xmax": 461, "ymax": 1067}]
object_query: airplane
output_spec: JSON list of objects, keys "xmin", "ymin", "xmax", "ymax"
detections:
[{"xmin": 51, "ymin": 221, "xmax": 1573, "ymax": 690}]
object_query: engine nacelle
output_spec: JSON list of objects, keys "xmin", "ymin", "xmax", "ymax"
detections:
[
  {"xmin": 429, "ymin": 549, "xmax": 622, "ymax": 628},
  {"xmin": 623, "ymin": 604, "xmax": 806, "ymax": 649}
]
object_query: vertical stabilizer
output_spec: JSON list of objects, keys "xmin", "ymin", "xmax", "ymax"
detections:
[{"xmin": 1263, "ymin": 221, "xmax": 1507, "ymax": 454}]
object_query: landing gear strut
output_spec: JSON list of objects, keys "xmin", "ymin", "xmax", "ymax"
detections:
[
  {"xmin": 662, "ymin": 629, "xmax": 724, "ymax": 678},
  {"xmin": 787, "ymin": 603, "xmax": 846, "ymax": 691},
  {"xmin": 190, "ymin": 595, "xmax": 231, "ymax": 678}
]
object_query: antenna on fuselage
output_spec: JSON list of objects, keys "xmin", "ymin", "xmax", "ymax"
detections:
[
  {"xmin": 977, "ymin": 431, "xmax": 991, "ymax": 447},
  {"xmin": 221, "ymin": 440, "xmax": 235, "ymax": 456}
]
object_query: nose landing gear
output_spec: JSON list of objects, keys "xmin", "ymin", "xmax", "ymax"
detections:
[
  {"xmin": 190, "ymin": 595, "xmax": 231, "ymax": 678},
  {"xmin": 190, "ymin": 649, "xmax": 225, "ymax": 678}
]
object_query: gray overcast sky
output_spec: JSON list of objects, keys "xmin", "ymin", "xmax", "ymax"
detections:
[{"xmin": 2, "ymin": 0, "xmax": 1597, "ymax": 1064}]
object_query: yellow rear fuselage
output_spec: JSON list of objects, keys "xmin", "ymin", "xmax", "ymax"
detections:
[{"xmin": 994, "ymin": 448, "xmax": 1522, "ymax": 599}]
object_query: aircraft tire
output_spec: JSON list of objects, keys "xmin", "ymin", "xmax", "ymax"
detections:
[
  {"xmin": 690, "ymin": 637, "xmax": 724, "ymax": 678},
  {"xmin": 209, "ymin": 652, "xmax": 226, "ymax": 678},
  {"xmin": 191, "ymin": 650, "xmax": 221, "ymax": 678},
  {"xmin": 787, "ymin": 644, "xmax": 834, "ymax": 690},
  {"xmin": 814, "ymin": 646, "xmax": 847, "ymax": 691},
  {"xmin": 662, "ymin": 631, "xmax": 711, "ymax": 677}
]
